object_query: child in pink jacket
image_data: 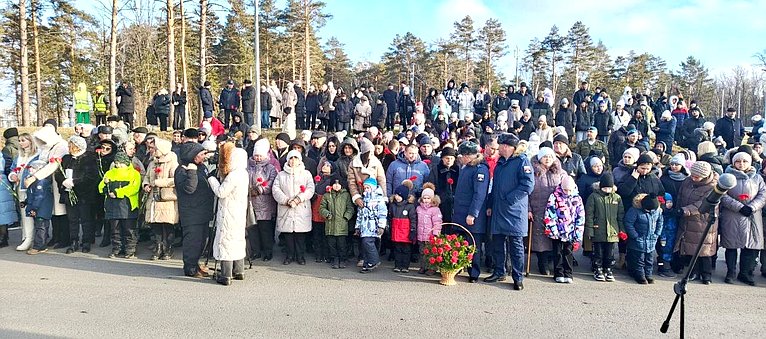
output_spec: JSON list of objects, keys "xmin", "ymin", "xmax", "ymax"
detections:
[{"xmin": 416, "ymin": 183, "xmax": 443, "ymax": 274}]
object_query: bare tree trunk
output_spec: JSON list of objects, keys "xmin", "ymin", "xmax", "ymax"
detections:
[
  {"xmin": 265, "ymin": 38, "xmax": 270, "ymax": 84},
  {"xmin": 167, "ymin": 0, "xmax": 176, "ymax": 128},
  {"xmin": 199, "ymin": 0, "xmax": 207, "ymax": 117},
  {"xmin": 31, "ymin": 0, "xmax": 43, "ymax": 124},
  {"xmin": 180, "ymin": 0, "xmax": 189, "ymax": 127},
  {"xmin": 109, "ymin": 0, "xmax": 118, "ymax": 117},
  {"xmin": 303, "ymin": 0, "xmax": 310, "ymax": 86},
  {"xmin": 19, "ymin": 0, "xmax": 30, "ymax": 126},
  {"xmin": 290, "ymin": 33, "xmax": 295, "ymax": 80},
  {"xmin": 253, "ymin": 0, "xmax": 261, "ymax": 134}
]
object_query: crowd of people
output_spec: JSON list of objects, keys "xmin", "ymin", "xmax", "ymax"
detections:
[{"xmin": 1, "ymin": 78, "xmax": 765, "ymax": 289}]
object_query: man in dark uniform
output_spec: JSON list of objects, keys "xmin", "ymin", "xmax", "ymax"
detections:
[
  {"xmin": 175, "ymin": 143, "xmax": 215, "ymax": 278},
  {"xmin": 486, "ymin": 133, "xmax": 534, "ymax": 290},
  {"xmin": 452, "ymin": 141, "xmax": 490, "ymax": 283}
]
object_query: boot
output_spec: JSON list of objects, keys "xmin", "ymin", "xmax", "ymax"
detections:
[
  {"xmin": 150, "ymin": 242, "xmax": 162, "ymax": 261},
  {"xmin": 160, "ymin": 245, "xmax": 172, "ymax": 260},
  {"xmin": 66, "ymin": 240, "xmax": 80, "ymax": 254},
  {"xmin": 16, "ymin": 221, "xmax": 34, "ymax": 251},
  {"xmin": 0, "ymin": 225, "xmax": 8, "ymax": 248}
]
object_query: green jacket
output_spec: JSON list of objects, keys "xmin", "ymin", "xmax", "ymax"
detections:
[
  {"xmin": 99, "ymin": 166, "xmax": 141, "ymax": 211},
  {"xmin": 575, "ymin": 139, "xmax": 609, "ymax": 168},
  {"xmin": 584, "ymin": 185, "xmax": 625, "ymax": 242},
  {"xmin": 320, "ymin": 189, "xmax": 354, "ymax": 236}
]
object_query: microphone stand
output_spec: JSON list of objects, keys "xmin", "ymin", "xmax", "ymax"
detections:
[{"xmin": 660, "ymin": 203, "xmax": 718, "ymax": 338}]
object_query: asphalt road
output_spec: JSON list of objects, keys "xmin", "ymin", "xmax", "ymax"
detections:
[{"xmin": 1, "ymin": 228, "xmax": 764, "ymax": 339}]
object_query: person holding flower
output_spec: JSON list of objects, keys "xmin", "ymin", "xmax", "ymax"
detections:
[
  {"xmin": 388, "ymin": 180, "xmax": 417, "ymax": 272},
  {"xmin": 675, "ymin": 161, "xmax": 718, "ymax": 284},
  {"xmin": 544, "ymin": 176, "xmax": 585, "ymax": 283},
  {"xmin": 27, "ymin": 126, "xmax": 68, "ymax": 250},
  {"xmin": 416, "ymin": 183, "xmax": 443, "ymax": 275},
  {"xmin": 20, "ymin": 160, "xmax": 51, "ymax": 254},
  {"xmin": 99, "ymin": 152, "xmax": 141, "ymax": 258},
  {"xmin": 58, "ymin": 136, "xmax": 100, "ymax": 254},
  {"xmin": 8, "ymin": 133, "xmax": 39, "ymax": 251},
  {"xmin": 426, "ymin": 147, "xmax": 458, "ymax": 227},
  {"xmin": 719, "ymin": 152, "xmax": 766, "ymax": 286},
  {"xmin": 143, "ymin": 138, "xmax": 179, "ymax": 260},
  {"xmin": 585, "ymin": 173, "xmax": 625, "ymax": 282},
  {"xmin": 320, "ymin": 178, "xmax": 354, "ymax": 269},
  {"xmin": 246, "ymin": 138, "xmax": 278, "ymax": 262},
  {"xmin": 272, "ymin": 150, "xmax": 315, "ymax": 265}
]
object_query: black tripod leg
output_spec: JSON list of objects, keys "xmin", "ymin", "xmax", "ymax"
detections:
[
  {"xmin": 680, "ymin": 294, "xmax": 684, "ymax": 338},
  {"xmin": 660, "ymin": 293, "xmax": 681, "ymax": 333}
]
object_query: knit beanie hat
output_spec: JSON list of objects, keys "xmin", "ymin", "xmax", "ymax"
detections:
[
  {"xmin": 3, "ymin": 127, "xmax": 18, "ymax": 139},
  {"xmin": 600, "ymin": 173, "xmax": 614, "ymax": 188},
  {"xmin": 561, "ymin": 175, "xmax": 577, "ymax": 191},
  {"xmin": 690, "ymin": 161, "xmax": 711, "ymax": 178},
  {"xmin": 393, "ymin": 184, "xmax": 410, "ymax": 199},
  {"xmin": 642, "ymin": 194, "xmax": 660, "ymax": 211},
  {"xmin": 553, "ymin": 134, "xmax": 568, "ymax": 145},
  {"xmin": 68, "ymin": 136, "xmax": 87, "ymax": 151},
  {"xmin": 363, "ymin": 177, "xmax": 378, "ymax": 188},
  {"xmin": 440, "ymin": 147, "xmax": 457, "ymax": 158},
  {"xmin": 697, "ymin": 141, "xmax": 716, "ymax": 156},
  {"xmin": 670, "ymin": 154, "xmax": 686, "ymax": 166},
  {"xmin": 637, "ymin": 153, "xmax": 654, "ymax": 165},
  {"xmin": 113, "ymin": 152, "xmax": 131, "ymax": 166},
  {"xmin": 359, "ymin": 138, "xmax": 373, "ymax": 154},
  {"xmin": 421, "ymin": 187, "xmax": 435, "ymax": 199},
  {"xmin": 254, "ymin": 138, "xmax": 271, "ymax": 157},
  {"xmin": 589, "ymin": 156, "xmax": 603, "ymax": 168},
  {"xmin": 286, "ymin": 150, "xmax": 303, "ymax": 161},
  {"xmin": 623, "ymin": 147, "xmax": 640, "ymax": 160},
  {"xmin": 275, "ymin": 133, "xmax": 291, "ymax": 145},
  {"xmin": 538, "ymin": 146, "xmax": 555, "ymax": 159},
  {"xmin": 201, "ymin": 140, "xmax": 217, "ymax": 152},
  {"xmin": 732, "ymin": 152, "xmax": 751, "ymax": 164}
]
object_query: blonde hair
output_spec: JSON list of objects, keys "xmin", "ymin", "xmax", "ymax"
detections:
[{"xmin": 18, "ymin": 133, "xmax": 37, "ymax": 157}]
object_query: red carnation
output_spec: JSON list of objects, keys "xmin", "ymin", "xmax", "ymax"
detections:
[
  {"xmin": 462, "ymin": 240, "xmax": 469, "ymax": 247},
  {"xmin": 423, "ymin": 159, "xmax": 431, "ymax": 165},
  {"xmin": 429, "ymin": 257, "xmax": 436, "ymax": 265},
  {"xmin": 314, "ymin": 175, "xmax": 321, "ymax": 182},
  {"xmin": 357, "ymin": 181, "xmax": 363, "ymax": 187},
  {"xmin": 256, "ymin": 177, "xmax": 263, "ymax": 183},
  {"xmin": 408, "ymin": 175, "xmax": 417, "ymax": 181},
  {"xmin": 739, "ymin": 194, "xmax": 750, "ymax": 202},
  {"xmin": 444, "ymin": 244, "xmax": 451, "ymax": 251},
  {"xmin": 25, "ymin": 165, "xmax": 31, "ymax": 169},
  {"xmin": 618, "ymin": 231, "xmax": 628, "ymax": 241},
  {"xmin": 467, "ymin": 253, "xmax": 474, "ymax": 261},
  {"xmin": 154, "ymin": 167, "xmax": 162, "ymax": 174},
  {"xmin": 423, "ymin": 248, "xmax": 429, "ymax": 255},
  {"xmin": 19, "ymin": 163, "xmax": 25, "ymax": 168},
  {"xmin": 544, "ymin": 229, "xmax": 552, "ymax": 236},
  {"xmin": 447, "ymin": 178, "xmax": 454, "ymax": 185},
  {"xmin": 451, "ymin": 257, "xmax": 458, "ymax": 264},
  {"xmin": 431, "ymin": 246, "xmax": 437, "ymax": 253},
  {"xmin": 325, "ymin": 185, "xmax": 331, "ymax": 192},
  {"xmin": 451, "ymin": 250, "xmax": 458, "ymax": 257},
  {"xmin": 134, "ymin": 165, "xmax": 141, "ymax": 172},
  {"xmin": 13, "ymin": 167, "xmax": 21, "ymax": 173},
  {"xmin": 261, "ymin": 180, "xmax": 268, "ymax": 187},
  {"xmin": 300, "ymin": 185, "xmax": 306, "ymax": 193},
  {"xmin": 657, "ymin": 196, "xmax": 666, "ymax": 204},
  {"xmin": 437, "ymin": 248, "xmax": 444, "ymax": 254},
  {"xmin": 436, "ymin": 256, "xmax": 443, "ymax": 263},
  {"xmin": 49, "ymin": 157, "xmax": 56, "ymax": 163}
]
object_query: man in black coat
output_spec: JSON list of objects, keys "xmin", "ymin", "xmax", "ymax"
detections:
[
  {"xmin": 572, "ymin": 81, "xmax": 591, "ymax": 107},
  {"xmin": 492, "ymin": 88, "xmax": 511, "ymax": 115},
  {"xmin": 219, "ymin": 80, "xmax": 240, "ymax": 128},
  {"xmin": 199, "ymin": 81, "xmax": 215, "ymax": 118},
  {"xmin": 293, "ymin": 80, "xmax": 307, "ymax": 130},
  {"xmin": 240, "ymin": 80, "xmax": 256, "ymax": 126},
  {"xmin": 175, "ymin": 143, "xmax": 215, "ymax": 278},
  {"xmin": 383, "ymin": 83, "xmax": 398, "ymax": 130},
  {"xmin": 714, "ymin": 107, "xmax": 745, "ymax": 149},
  {"xmin": 116, "ymin": 82, "xmax": 135, "ymax": 128},
  {"xmin": 305, "ymin": 85, "xmax": 321, "ymax": 130}
]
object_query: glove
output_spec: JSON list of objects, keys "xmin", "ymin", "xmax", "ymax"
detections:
[
  {"xmin": 740, "ymin": 205, "xmax": 753, "ymax": 217},
  {"xmin": 62, "ymin": 178, "xmax": 74, "ymax": 189},
  {"xmin": 618, "ymin": 231, "xmax": 628, "ymax": 241},
  {"xmin": 409, "ymin": 229, "xmax": 417, "ymax": 243},
  {"xmin": 572, "ymin": 242, "xmax": 581, "ymax": 252}
]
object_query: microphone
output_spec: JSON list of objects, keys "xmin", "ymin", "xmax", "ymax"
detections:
[{"xmin": 698, "ymin": 173, "xmax": 737, "ymax": 214}]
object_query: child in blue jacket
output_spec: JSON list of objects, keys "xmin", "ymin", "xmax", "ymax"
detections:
[
  {"xmin": 23, "ymin": 160, "xmax": 53, "ymax": 255},
  {"xmin": 625, "ymin": 193, "xmax": 664, "ymax": 284}
]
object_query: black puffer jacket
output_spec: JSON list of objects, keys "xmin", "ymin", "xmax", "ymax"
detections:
[
  {"xmin": 56, "ymin": 152, "xmax": 101, "ymax": 205},
  {"xmin": 555, "ymin": 106, "xmax": 575, "ymax": 136},
  {"xmin": 174, "ymin": 143, "xmax": 215, "ymax": 225},
  {"xmin": 426, "ymin": 161, "xmax": 459, "ymax": 224},
  {"xmin": 116, "ymin": 85, "xmax": 135, "ymax": 114},
  {"xmin": 241, "ymin": 86, "xmax": 256, "ymax": 113},
  {"xmin": 294, "ymin": 85, "xmax": 306, "ymax": 117}
]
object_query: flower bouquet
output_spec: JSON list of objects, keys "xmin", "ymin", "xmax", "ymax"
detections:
[{"xmin": 423, "ymin": 224, "xmax": 476, "ymax": 286}]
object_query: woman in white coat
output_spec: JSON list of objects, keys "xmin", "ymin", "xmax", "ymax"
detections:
[
  {"xmin": 8, "ymin": 133, "xmax": 38, "ymax": 251},
  {"xmin": 272, "ymin": 149, "xmax": 315, "ymax": 265},
  {"xmin": 207, "ymin": 143, "xmax": 249, "ymax": 286}
]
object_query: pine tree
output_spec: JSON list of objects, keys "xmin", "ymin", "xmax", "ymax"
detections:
[
  {"xmin": 450, "ymin": 15, "xmax": 477, "ymax": 84},
  {"xmin": 541, "ymin": 25, "xmax": 565, "ymax": 99},
  {"xmin": 565, "ymin": 21, "xmax": 595, "ymax": 92},
  {"xmin": 382, "ymin": 32, "xmax": 428, "ymax": 96},
  {"xmin": 672, "ymin": 56, "xmax": 714, "ymax": 102},
  {"xmin": 476, "ymin": 18, "xmax": 507, "ymax": 91},
  {"xmin": 323, "ymin": 37, "xmax": 352, "ymax": 87},
  {"xmin": 216, "ymin": 0, "xmax": 254, "ymax": 82},
  {"xmin": 523, "ymin": 38, "xmax": 548, "ymax": 95}
]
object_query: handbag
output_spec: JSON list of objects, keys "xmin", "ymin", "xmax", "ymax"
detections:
[{"xmin": 246, "ymin": 201, "xmax": 257, "ymax": 226}]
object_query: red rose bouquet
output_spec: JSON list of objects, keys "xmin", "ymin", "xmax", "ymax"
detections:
[{"xmin": 423, "ymin": 233, "xmax": 475, "ymax": 285}]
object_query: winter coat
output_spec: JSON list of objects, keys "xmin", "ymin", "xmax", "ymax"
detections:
[
  {"xmin": 612, "ymin": 160, "xmax": 635, "ymax": 186},
  {"xmin": 259, "ymin": 91, "xmax": 272, "ymax": 111},
  {"xmin": 9, "ymin": 153, "xmax": 39, "ymax": 192},
  {"xmin": 575, "ymin": 139, "xmax": 609, "ymax": 164},
  {"xmin": 530, "ymin": 102, "xmax": 553, "ymax": 122},
  {"xmin": 228, "ymin": 112, "xmax": 250, "ymax": 138},
  {"xmin": 355, "ymin": 186, "xmax": 387, "ymax": 238},
  {"xmin": 576, "ymin": 159, "xmax": 602, "ymax": 202},
  {"xmin": 32, "ymin": 126, "xmax": 68, "ymax": 215},
  {"xmin": 385, "ymin": 154, "xmax": 429, "ymax": 197},
  {"xmin": 99, "ymin": 166, "xmax": 141, "ymax": 220},
  {"xmin": 320, "ymin": 188, "xmax": 354, "ymax": 236},
  {"xmin": 389, "ymin": 199, "xmax": 417, "ymax": 243},
  {"xmin": 490, "ymin": 149, "xmax": 535, "ymax": 236},
  {"xmin": 116, "ymin": 85, "xmax": 135, "ymax": 114},
  {"xmin": 241, "ymin": 86, "xmax": 256, "ymax": 113},
  {"xmin": 173, "ymin": 91, "xmax": 187, "ymax": 117},
  {"xmin": 573, "ymin": 89, "xmax": 591, "ymax": 107},
  {"xmin": 273, "ymin": 161, "xmax": 315, "ymax": 233},
  {"xmin": 544, "ymin": 185, "xmax": 585, "ymax": 243},
  {"xmin": 372, "ymin": 102, "xmax": 387, "ymax": 129},
  {"xmin": 416, "ymin": 202, "xmax": 443, "ymax": 242},
  {"xmin": 305, "ymin": 91, "xmax": 321, "ymax": 112},
  {"xmin": 335, "ymin": 99, "xmax": 353, "ymax": 123},
  {"xmin": 58, "ymin": 152, "xmax": 101, "ymax": 205},
  {"xmin": 382, "ymin": 89, "xmax": 398, "ymax": 113},
  {"xmin": 219, "ymin": 87, "xmax": 240, "ymax": 111},
  {"xmin": 656, "ymin": 117, "xmax": 677, "ymax": 146},
  {"xmin": 2, "ymin": 136, "xmax": 19, "ymax": 174},
  {"xmin": 398, "ymin": 94, "xmax": 415, "ymax": 116},
  {"xmin": 679, "ymin": 115, "xmax": 704, "ymax": 148},
  {"xmin": 348, "ymin": 154, "xmax": 387, "ymax": 204},
  {"xmin": 629, "ymin": 118, "xmax": 650, "ymax": 140},
  {"xmin": 676, "ymin": 173, "xmax": 719, "ymax": 256},
  {"xmin": 575, "ymin": 106, "xmax": 593, "ymax": 132},
  {"xmin": 143, "ymin": 139, "xmax": 179, "ymax": 224},
  {"xmin": 660, "ymin": 167, "xmax": 688, "ymax": 202},
  {"xmin": 458, "ymin": 91, "xmax": 475, "ymax": 111},
  {"xmin": 612, "ymin": 141, "xmax": 647, "ymax": 170},
  {"xmin": 714, "ymin": 116, "xmax": 745, "ymax": 149},
  {"xmin": 585, "ymin": 185, "xmax": 625, "ymax": 242},
  {"xmin": 557, "ymin": 150, "xmax": 587, "ymax": 179},
  {"xmin": 198, "ymin": 87, "xmax": 214, "ymax": 114},
  {"xmin": 452, "ymin": 156, "xmax": 490, "ymax": 234},
  {"xmin": 555, "ymin": 107, "xmax": 575, "ymax": 136},
  {"xmin": 208, "ymin": 148, "xmax": 249, "ymax": 261},
  {"xmin": 607, "ymin": 129, "xmax": 627, "ymax": 168},
  {"xmin": 719, "ymin": 166, "xmax": 766, "ymax": 249},
  {"xmin": 294, "ymin": 86, "xmax": 306, "ymax": 117},
  {"xmin": 625, "ymin": 199, "xmax": 663, "ymax": 253},
  {"xmin": 592, "ymin": 110, "xmax": 613, "ymax": 138},
  {"xmin": 153, "ymin": 94, "xmax": 171, "ymax": 116},
  {"xmin": 247, "ymin": 158, "xmax": 278, "ymax": 221},
  {"xmin": 174, "ymin": 143, "xmax": 215, "ymax": 225},
  {"xmin": 0, "ymin": 157, "xmax": 19, "ymax": 223},
  {"xmin": 21, "ymin": 175, "xmax": 50, "ymax": 223},
  {"xmin": 426, "ymin": 160, "xmax": 459, "ymax": 223},
  {"xmin": 268, "ymin": 86, "xmax": 282, "ymax": 118},
  {"xmin": 699, "ymin": 153, "xmax": 724, "ymax": 175},
  {"xmin": 617, "ymin": 170, "xmax": 664, "ymax": 211},
  {"xmin": 530, "ymin": 159, "xmax": 567, "ymax": 252},
  {"xmin": 353, "ymin": 101, "xmax": 372, "ymax": 131}
]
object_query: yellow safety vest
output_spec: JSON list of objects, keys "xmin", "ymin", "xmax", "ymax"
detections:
[
  {"xmin": 94, "ymin": 94, "xmax": 108, "ymax": 114},
  {"xmin": 74, "ymin": 91, "xmax": 89, "ymax": 112}
]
